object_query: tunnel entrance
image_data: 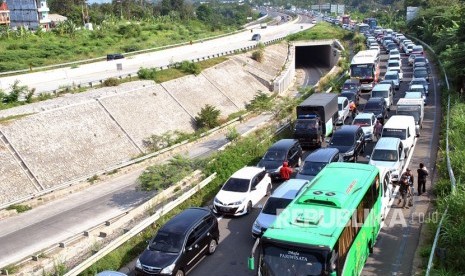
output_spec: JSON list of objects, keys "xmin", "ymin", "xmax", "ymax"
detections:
[{"xmin": 295, "ymin": 45, "xmax": 333, "ymax": 69}]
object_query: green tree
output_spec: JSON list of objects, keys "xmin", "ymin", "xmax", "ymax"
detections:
[{"xmin": 195, "ymin": 104, "xmax": 221, "ymax": 129}]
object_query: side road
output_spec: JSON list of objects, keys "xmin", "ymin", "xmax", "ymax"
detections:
[{"xmin": 0, "ymin": 112, "xmax": 276, "ymax": 271}]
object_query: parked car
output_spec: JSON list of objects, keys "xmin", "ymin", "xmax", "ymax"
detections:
[
  {"xmin": 363, "ymin": 97, "xmax": 389, "ymax": 124},
  {"xmin": 327, "ymin": 125, "xmax": 366, "ymax": 162},
  {"xmin": 410, "ymin": 77, "xmax": 429, "ymax": 94},
  {"xmin": 413, "ymin": 67, "xmax": 430, "ymax": 83},
  {"xmin": 386, "ymin": 60, "xmax": 403, "ymax": 80},
  {"xmin": 295, "ymin": 148, "xmax": 341, "ymax": 180},
  {"xmin": 410, "ymin": 45, "xmax": 424, "ymax": 56},
  {"xmin": 388, "ymin": 49, "xmax": 401, "ymax": 62},
  {"xmin": 352, "ymin": 112, "xmax": 377, "ymax": 142},
  {"xmin": 135, "ymin": 207, "xmax": 219, "ymax": 276},
  {"xmin": 257, "ymin": 139, "xmax": 303, "ymax": 178},
  {"xmin": 383, "ymin": 71, "xmax": 400, "ymax": 90},
  {"xmin": 106, "ymin": 53, "xmax": 124, "ymax": 61},
  {"xmin": 409, "ymin": 84, "xmax": 428, "ymax": 103},
  {"xmin": 337, "ymin": 96, "xmax": 350, "ymax": 125},
  {"xmin": 251, "ymin": 179, "xmax": 309, "ymax": 238},
  {"xmin": 408, "ymin": 54, "xmax": 417, "ymax": 65},
  {"xmin": 405, "ymin": 43, "xmax": 416, "ymax": 55},
  {"xmin": 414, "ymin": 56, "xmax": 429, "ymax": 67},
  {"xmin": 385, "ymin": 42, "xmax": 398, "ymax": 54},
  {"xmin": 371, "ymin": 83, "xmax": 394, "ymax": 110},
  {"xmin": 213, "ymin": 166, "xmax": 272, "ymax": 216},
  {"xmin": 251, "ymin": 34, "xmax": 261, "ymax": 41},
  {"xmin": 368, "ymin": 137, "xmax": 405, "ymax": 183},
  {"xmin": 342, "ymin": 79, "xmax": 361, "ymax": 95},
  {"xmin": 340, "ymin": 91, "xmax": 359, "ymax": 106}
]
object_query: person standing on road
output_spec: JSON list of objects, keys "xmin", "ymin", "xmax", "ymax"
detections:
[
  {"xmin": 279, "ymin": 161, "xmax": 293, "ymax": 181},
  {"xmin": 417, "ymin": 163, "xmax": 429, "ymax": 196},
  {"xmin": 401, "ymin": 168, "xmax": 415, "ymax": 206},
  {"xmin": 374, "ymin": 119, "xmax": 383, "ymax": 141},
  {"xmin": 397, "ymin": 173, "xmax": 411, "ymax": 209}
]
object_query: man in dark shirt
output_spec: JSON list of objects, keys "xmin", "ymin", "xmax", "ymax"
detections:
[{"xmin": 417, "ymin": 163, "xmax": 429, "ymax": 195}]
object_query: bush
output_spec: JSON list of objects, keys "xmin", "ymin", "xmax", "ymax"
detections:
[
  {"xmin": 179, "ymin": 60, "xmax": 201, "ymax": 75},
  {"xmin": 251, "ymin": 49, "xmax": 264, "ymax": 62},
  {"xmin": 103, "ymin": 78, "xmax": 120, "ymax": 87},
  {"xmin": 246, "ymin": 92, "xmax": 273, "ymax": 112},
  {"xmin": 137, "ymin": 67, "xmax": 157, "ymax": 80},
  {"xmin": 195, "ymin": 104, "xmax": 221, "ymax": 129},
  {"xmin": 6, "ymin": 204, "xmax": 32, "ymax": 213}
]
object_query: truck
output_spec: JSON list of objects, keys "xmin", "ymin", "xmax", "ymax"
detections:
[
  {"xmin": 396, "ymin": 98, "xmax": 424, "ymax": 136},
  {"xmin": 293, "ymin": 93, "xmax": 338, "ymax": 148},
  {"xmin": 260, "ymin": 23, "xmax": 267, "ymax": 29}
]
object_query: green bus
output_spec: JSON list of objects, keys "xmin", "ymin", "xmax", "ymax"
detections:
[{"xmin": 248, "ymin": 163, "xmax": 382, "ymax": 276}]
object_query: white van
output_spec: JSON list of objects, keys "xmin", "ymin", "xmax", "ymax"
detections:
[
  {"xmin": 396, "ymin": 98, "xmax": 424, "ymax": 136},
  {"xmin": 381, "ymin": 115, "xmax": 416, "ymax": 155},
  {"xmin": 371, "ymin": 83, "xmax": 394, "ymax": 110},
  {"xmin": 251, "ymin": 179, "xmax": 310, "ymax": 238},
  {"xmin": 368, "ymin": 137, "xmax": 405, "ymax": 219}
]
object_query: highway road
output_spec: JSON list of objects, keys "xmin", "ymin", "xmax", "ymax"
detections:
[
  {"xmin": 186, "ymin": 41, "xmax": 440, "ymax": 276},
  {"xmin": 0, "ymin": 17, "xmax": 313, "ymax": 94}
]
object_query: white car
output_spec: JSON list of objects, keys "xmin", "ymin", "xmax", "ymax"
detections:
[
  {"xmin": 388, "ymin": 49, "xmax": 401, "ymax": 61},
  {"xmin": 410, "ymin": 77, "xmax": 429, "ymax": 94},
  {"xmin": 386, "ymin": 60, "xmax": 403, "ymax": 80},
  {"xmin": 405, "ymin": 43, "xmax": 416, "ymax": 55},
  {"xmin": 405, "ymin": 91, "xmax": 426, "ymax": 104},
  {"xmin": 213, "ymin": 166, "xmax": 271, "ymax": 216},
  {"xmin": 384, "ymin": 71, "xmax": 400, "ymax": 90},
  {"xmin": 337, "ymin": 96, "xmax": 350, "ymax": 125},
  {"xmin": 352, "ymin": 112, "xmax": 377, "ymax": 141}
]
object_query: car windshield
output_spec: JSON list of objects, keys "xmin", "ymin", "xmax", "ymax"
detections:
[
  {"xmin": 405, "ymin": 92, "xmax": 422, "ymax": 99},
  {"xmin": 414, "ymin": 70, "xmax": 428, "ymax": 78},
  {"xmin": 390, "ymin": 50, "xmax": 400, "ymax": 55},
  {"xmin": 295, "ymin": 120, "xmax": 318, "ymax": 130},
  {"xmin": 222, "ymin": 177, "xmax": 250, "ymax": 192},
  {"xmin": 372, "ymin": 90, "xmax": 388, "ymax": 98},
  {"xmin": 330, "ymin": 133, "xmax": 354, "ymax": 146},
  {"xmin": 385, "ymin": 74, "xmax": 397, "ymax": 80},
  {"xmin": 383, "ymin": 128, "xmax": 407, "ymax": 140},
  {"xmin": 415, "ymin": 57, "xmax": 426, "ymax": 63},
  {"xmin": 301, "ymin": 161, "xmax": 328, "ymax": 176},
  {"xmin": 263, "ymin": 150, "xmax": 286, "ymax": 161},
  {"xmin": 261, "ymin": 245, "xmax": 325, "ymax": 276},
  {"xmin": 371, "ymin": 149, "xmax": 398, "ymax": 162},
  {"xmin": 364, "ymin": 102, "xmax": 381, "ymax": 112},
  {"xmin": 411, "ymin": 80, "xmax": 426, "ymax": 86},
  {"xmin": 262, "ymin": 197, "xmax": 293, "ymax": 215},
  {"xmin": 149, "ymin": 231, "xmax": 183, "ymax": 253},
  {"xmin": 353, "ymin": 118, "xmax": 372, "ymax": 126},
  {"xmin": 388, "ymin": 61, "xmax": 399, "ymax": 67},
  {"xmin": 397, "ymin": 109, "xmax": 420, "ymax": 122},
  {"xmin": 342, "ymin": 83, "xmax": 358, "ymax": 90}
]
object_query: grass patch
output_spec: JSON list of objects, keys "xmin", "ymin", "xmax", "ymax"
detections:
[
  {"xmin": 0, "ymin": 113, "xmax": 33, "ymax": 124},
  {"xmin": 6, "ymin": 204, "xmax": 32, "ymax": 213},
  {"xmin": 287, "ymin": 22, "xmax": 348, "ymax": 41}
]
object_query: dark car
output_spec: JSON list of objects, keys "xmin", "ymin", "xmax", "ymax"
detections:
[
  {"xmin": 413, "ymin": 67, "xmax": 430, "ymax": 83},
  {"xmin": 342, "ymin": 79, "xmax": 361, "ymax": 95},
  {"xmin": 327, "ymin": 125, "xmax": 366, "ymax": 162},
  {"xmin": 340, "ymin": 91, "xmax": 359, "ymax": 106},
  {"xmin": 363, "ymin": 97, "xmax": 388, "ymax": 124},
  {"xmin": 251, "ymin": 34, "xmax": 261, "ymax": 41},
  {"xmin": 385, "ymin": 42, "xmax": 398, "ymax": 54},
  {"xmin": 257, "ymin": 139, "xmax": 303, "ymax": 178},
  {"xmin": 106, "ymin": 53, "xmax": 124, "ymax": 61},
  {"xmin": 295, "ymin": 148, "xmax": 341, "ymax": 180},
  {"xmin": 135, "ymin": 207, "xmax": 219, "ymax": 276}
]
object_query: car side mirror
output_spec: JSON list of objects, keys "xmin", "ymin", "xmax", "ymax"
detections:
[{"xmin": 366, "ymin": 155, "xmax": 370, "ymax": 159}]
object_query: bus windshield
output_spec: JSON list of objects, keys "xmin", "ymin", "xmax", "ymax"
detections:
[
  {"xmin": 350, "ymin": 64, "xmax": 374, "ymax": 79},
  {"xmin": 261, "ymin": 244, "xmax": 325, "ymax": 276}
]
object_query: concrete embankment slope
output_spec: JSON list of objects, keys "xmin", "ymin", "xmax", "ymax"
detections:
[{"xmin": 0, "ymin": 42, "xmax": 287, "ymax": 206}]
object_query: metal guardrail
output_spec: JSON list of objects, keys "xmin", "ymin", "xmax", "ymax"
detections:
[
  {"xmin": 407, "ymin": 36, "xmax": 455, "ymax": 275},
  {"xmin": 64, "ymin": 172, "xmax": 217, "ymax": 276}
]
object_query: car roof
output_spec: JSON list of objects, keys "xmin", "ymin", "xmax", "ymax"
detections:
[
  {"xmin": 354, "ymin": 112, "xmax": 375, "ymax": 119},
  {"xmin": 367, "ymin": 97, "xmax": 385, "ymax": 103},
  {"xmin": 160, "ymin": 207, "xmax": 211, "ymax": 235},
  {"xmin": 231, "ymin": 166, "xmax": 265, "ymax": 179},
  {"xmin": 410, "ymin": 77, "xmax": 427, "ymax": 82},
  {"xmin": 304, "ymin": 148, "xmax": 340, "ymax": 163},
  {"xmin": 373, "ymin": 83, "xmax": 392, "ymax": 90},
  {"xmin": 270, "ymin": 179, "xmax": 310, "ymax": 199},
  {"xmin": 267, "ymin": 139, "xmax": 298, "ymax": 151},
  {"xmin": 344, "ymin": 79, "xmax": 360, "ymax": 84},
  {"xmin": 374, "ymin": 137, "xmax": 401, "ymax": 150},
  {"xmin": 385, "ymin": 71, "xmax": 398, "ymax": 76},
  {"xmin": 410, "ymin": 84, "xmax": 424, "ymax": 88},
  {"xmin": 334, "ymin": 124, "xmax": 360, "ymax": 134}
]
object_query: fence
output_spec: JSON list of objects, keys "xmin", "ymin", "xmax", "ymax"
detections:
[{"xmin": 407, "ymin": 36, "xmax": 455, "ymax": 276}]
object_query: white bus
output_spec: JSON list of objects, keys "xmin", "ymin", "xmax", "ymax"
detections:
[{"xmin": 350, "ymin": 49, "xmax": 380, "ymax": 92}]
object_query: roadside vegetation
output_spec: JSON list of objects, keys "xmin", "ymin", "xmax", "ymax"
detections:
[{"xmin": 0, "ymin": 1, "xmax": 256, "ymax": 72}]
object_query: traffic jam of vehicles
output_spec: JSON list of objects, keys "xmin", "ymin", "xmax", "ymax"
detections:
[{"xmin": 134, "ymin": 20, "xmax": 432, "ymax": 276}]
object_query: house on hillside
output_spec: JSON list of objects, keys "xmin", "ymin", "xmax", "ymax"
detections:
[
  {"xmin": 5, "ymin": 0, "xmax": 51, "ymax": 30},
  {"xmin": 0, "ymin": 1, "xmax": 10, "ymax": 27},
  {"xmin": 48, "ymin": 13, "xmax": 67, "ymax": 28}
]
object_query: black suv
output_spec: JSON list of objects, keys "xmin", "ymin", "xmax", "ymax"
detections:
[
  {"xmin": 135, "ymin": 207, "xmax": 219, "ymax": 276},
  {"xmin": 328, "ymin": 125, "xmax": 366, "ymax": 162},
  {"xmin": 363, "ymin": 97, "xmax": 388, "ymax": 124},
  {"xmin": 342, "ymin": 79, "xmax": 361, "ymax": 95},
  {"xmin": 106, "ymin": 53, "xmax": 124, "ymax": 61},
  {"xmin": 257, "ymin": 139, "xmax": 303, "ymax": 179}
]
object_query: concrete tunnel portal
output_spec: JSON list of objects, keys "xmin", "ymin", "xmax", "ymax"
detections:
[{"xmin": 293, "ymin": 41, "xmax": 340, "ymax": 70}]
